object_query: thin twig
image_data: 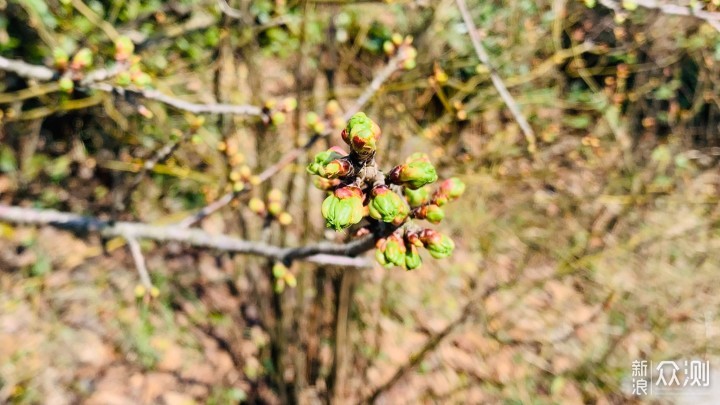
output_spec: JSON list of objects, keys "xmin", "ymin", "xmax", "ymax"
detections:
[
  {"xmin": 176, "ymin": 52, "xmax": 406, "ymax": 227},
  {"xmin": 454, "ymin": 0, "xmax": 537, "ymax": 152},
  {"xmin": 125, "ymin": 236, "xmax": 154, "ymax": 290},
  {"xmin": 0, "ymin": 204, "xmax": 375, "ymax": 268}
]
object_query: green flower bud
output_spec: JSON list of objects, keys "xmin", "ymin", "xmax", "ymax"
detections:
[
  {"xmin": 116, "ymin": 71, "xmax": 132, "ymax": 86},
  {"xmin": 434, "ymin": 177, "xmax": 466, "ymax": 206},
  {"xmin": 321, "ymin": 186, "xmax": 365, "ymax": 231},
  {"xmin": 389, "ymin": 153, "xmax": 438, "ymax": 189},
  {"xmin": 268, "ymin": 201, "xmax": 283, "ymax": 216},
  {"xmin": 58, "ymin": 77, "xmax": 74, "ymax": 94},
  {"xmin": 271, "ymin": 111, "xmax": 286, "ymax": 126},
  {"xmin": 53, "ymin": 48, "xmax": 69, "ymax": 70},
  {"xmin": 132, "ymin": 72, "xmax": 152, "ymax": 88},
  {"xmin": 322, "ymin": 159, "xmax": 353, "ymax": 179},
  {"xmin": 375, "ymin": 235, "xmax": 406, "ymax": 268},
  {"xmin": 419, "ymin": 229, "xmax": 455, "ymax": 259},
  {"xmin": 368, "ymin": 185, "xmax": 409, "ymax": 224},
  {"xmin": 307, "ymin": 148, "xmax": 347, "ymax": 177},
  {"xmin": 312, "ymin": 176, "xmax": 340, "ymax": 190},
  {"xmin": 71, "ymin": 48, "xmax": 93, "ymax": 71},
  {"xmin": 383, "ymin": 40, "xmax": 395, "ymax": 55},
  {"xmin": 404, "ymin": 244, "xmax": 422, "ymax": 270},
  {"xmin": 416, "ymin": 204, "xmax": 444, "ymax": 224},
  {"xmin": 404, "ymin": 186, "xmax": 431, "ymax": 207},
  {"xmin": 248, "ymin": 197, "xmax": 265, "ymax": 215},
  {"xmin": 342, "ymin": 112, "xmax": 381, "ymax": 158},
  {"xmin": 114, "ymin": 36, "xmax": 135, "ymax": 61}
]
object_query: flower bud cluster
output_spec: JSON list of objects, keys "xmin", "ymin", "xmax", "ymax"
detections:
[{"xmin": 306, "ymin": 112, "xmax": 466, "ymax": 270}]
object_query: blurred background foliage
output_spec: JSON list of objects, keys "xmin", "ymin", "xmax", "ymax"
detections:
[{"xmin": 1, "ymin": 0, "xmax": 720, "ymax": 404}]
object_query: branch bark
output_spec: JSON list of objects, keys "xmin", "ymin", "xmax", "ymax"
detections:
[{"xmin": 0, "ymin": 204, "xmax": 375, "ymax": 268}]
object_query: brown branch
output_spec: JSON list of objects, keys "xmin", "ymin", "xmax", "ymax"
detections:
[
  {"xmin": 454, "ymin": 0, "xmax": 537, "ymax": 153},
  {"xmin": 176, "ymin": 52, "xmax": 406, "ymax": 227},
  {"xmin": 0, "ymin": 204, "xmax": 375, "ymax": 268}
]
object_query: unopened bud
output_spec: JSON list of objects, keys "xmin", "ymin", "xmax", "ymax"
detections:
[
  {"xmin": 343, "ymin": 112, "xmax": 381, "ymax": 158},
  {"xmin": 271, "ymin": 111, "xmax": 286, "ymax": 126},
  {"xmin": 58, "ymin": 77, "xmax": 74, "ymax": 94},
  {"xmin": 321, "ymin": 186, "xmax": 365, "ymax": 231},
  {"xmin": 53, "ymin": 48, "xmax": 69, "ymax": 70},
  {"xmin": 415, "ymin": 204, "xmax": 444, "ymax": 224},
  {"xmin": 404, "ymin": 186, "xmax": 431, "ymax": 207},
  {"xmin": 267, "ymin": 189, "xmax": 283, "ymax": 203},
  {"xmin": 267, "ymin": 201, "xmax": 282, "ymax": 216},
  {"xmin": 277, "ymin": 212, "xmax": 293, "ymax": 225},
  {"xmin": 419, "ymin": 229, "xmax": 455, "ymax": 259},
  {"xmin": 248, "ymin": 197, "xmax": 266, "ymax": 215},
  {"xmin": 389, "ymin": 153, "xmax": 438, "ymax": 189},
  {"xmin": 71, "ymin": 48, "xmax": 93, "ymax": 70},
  {"xmin": 368, "ymin": 185, "xmax": 409, "ymax": 224},
  {"xmin": 114, "ymin": 36, "xmax": 135, "ymax": 61},
  {"xmin": 405, "ymin": 244, "xmax": 422, "ymax": 270}
]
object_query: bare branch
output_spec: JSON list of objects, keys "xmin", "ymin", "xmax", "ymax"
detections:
[
  {"xmin": 125, "ymin": 236, "xmax": 154, "ymax": 290},
  {"xmin": 0, "ymin": 56, "xmax": 55, "ymax": 81},
  {"xmin": 176, "ymin": 52, "xmax": 406, "ymax": 227},
  {"xmin": 599, "ymin": 0, "xmax": 720, "ymax": 32},
  {"xmin": 454, "ymin": 0, "xmax": 537, "ymax": 152},
  {"xmin": 0, "ymin": 56, "xmax": 265, "ymax": 118},
  {"xmin": 91, "ymin": 83, "xmax": 265, "ymax": 117},
  {"xmin": 0, "ymin": 204, "xmax": 374, "ymax": 268}
]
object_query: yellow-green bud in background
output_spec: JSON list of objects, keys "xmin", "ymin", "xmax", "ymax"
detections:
[
  {"xmin": 71, "ymin": 48, "xmax": 93, "ymax": 71},
  {"xmin": 58, "ymin": 77, "xmax": 74, "ymax": 94},
  {"xmin": 114, "ymin": 36, "xmax": 135, "ymax": 61},
  {"xmin": 53, "ymin": 48, "xmax": 69, "ymax": 70}
]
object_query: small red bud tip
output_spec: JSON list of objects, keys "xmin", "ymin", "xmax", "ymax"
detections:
[{"xmin": 334, "ymin": 186, "xmax": 363, "ymax": 199}]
